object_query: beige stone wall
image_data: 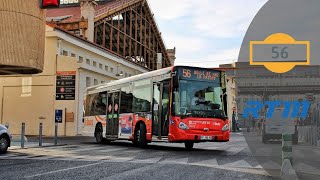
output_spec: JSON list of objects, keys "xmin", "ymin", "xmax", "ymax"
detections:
[
  {"xmin": 0, "ymin": 25, "xmax": 147, "ymax": 136},
  {"xmin": 0, "ymin": 0, "xmax": 45, "ymax": 74}
]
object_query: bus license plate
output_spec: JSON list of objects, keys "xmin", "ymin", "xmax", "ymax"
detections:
[{"xmin": 200, "ymin": 136, "xmax": 212, "ymax": 140}]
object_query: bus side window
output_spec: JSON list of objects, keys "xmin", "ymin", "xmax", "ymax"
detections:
[
  {"xmin": 132, "ymin": 82, "xmax": 151, "ymax": 113},
  {"xmin": 120, "ymin": 86, "xmax": 133, "ymax": 114}
]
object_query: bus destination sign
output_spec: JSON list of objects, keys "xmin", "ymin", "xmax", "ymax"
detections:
[{"xmin": 178, "ymin": 68, "xmax": 220, "ymax": 82}]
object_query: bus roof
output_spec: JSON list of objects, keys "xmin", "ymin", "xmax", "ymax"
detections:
[
  {"xmin": 86, "ymin": 66, "xmax": 172, "ymax": 93},
  {"xmin": 85, "ymin": 66, "xmax": 223, "ymax": 94}
]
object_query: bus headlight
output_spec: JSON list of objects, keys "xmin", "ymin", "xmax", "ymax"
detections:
[
  {"xmin": 179, "ymin": 122, "xmax": 189, "ymax": 130},
  {"xmin": 221, "ymin": 124, "xmax": 229, "ymax": 132}
]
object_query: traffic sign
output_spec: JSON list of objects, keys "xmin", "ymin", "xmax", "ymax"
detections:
[
  {"xmin": 56, "ymin": 71, "xmax": 76, "ymax": 100},
  {"xmin": 55, "ymin": 110, "xmax": 63, "ymax": 123}
]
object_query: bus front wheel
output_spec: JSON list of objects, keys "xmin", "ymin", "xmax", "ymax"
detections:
[
  {"xmin": 95, "ymin": 124, "xmax": 106, "ymax": 144},
  {"xmin": 134, "ymin": 123, "xmax": 147, "ymax": 148},
  {"xmin": 185, "ymin": 142, "xmax": 194, "ymax": 150}
]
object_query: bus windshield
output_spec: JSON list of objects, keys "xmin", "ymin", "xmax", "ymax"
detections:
[{"xmin": 173, "ymin": 79, "xmax": 226, "ymax": 119}]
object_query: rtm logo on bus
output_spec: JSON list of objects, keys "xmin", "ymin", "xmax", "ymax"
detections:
[{"xmin": 243, "ymin": 100, "xmax": 310, "ymax": 119}]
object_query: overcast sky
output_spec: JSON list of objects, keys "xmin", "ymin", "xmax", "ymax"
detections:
[{"xmin": 148, "ymin": 0, "xmax": 268, "ymax": 67}]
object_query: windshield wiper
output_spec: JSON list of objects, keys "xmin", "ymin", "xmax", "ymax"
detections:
[{"xmin": 181, "ymin": 113, "xmax": 192, "ymax": 119}]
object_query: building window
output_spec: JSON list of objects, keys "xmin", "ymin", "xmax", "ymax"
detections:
[
  {"xmin": 71, "ymin": 53, "xmax": 76, "ymax": 57},
  {"xmin": 78, "ymin": 56, "xmax": 84, "ymax": 63},
  {"xmin": 94, "ymin": 79, "xmax": 98, "ymax": 85},
  {"xmin": 99, "ymin": 63, "xmax": 103, "ymax": 69},
  {"xmin": 62, "ymin": 50, "xmax": 68, "ymax": 56},
  {"xmin": 86, "ymin": 59, "xmax": 90, "ymax": 65},
  {"xmin": 93, "ymin": 61, "xmax": 97, "ymax": 67},
  {"xmin": 101, "ymin": 81, "xmax": 105, "ymax": 84},
  {"xmin": 105, "ymin": 65, "xmax": 108, "ymax": 71},
  {"xmin": 129, "ymin": 74, "xmax": 131, "ymax": 77},
  {"xmin": 86, "ymin": 77, "xmax": 91, "ymax": 87},
  {"xmin": 110, "ymin": 68, "xmax": 114, "ymax": 73},
  {"xmin": 125, "ymin": 73, "xmax": 128, "ymax": 77}
]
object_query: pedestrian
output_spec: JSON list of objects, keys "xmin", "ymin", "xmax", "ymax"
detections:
[{"xmin": 252, "ymin": 117, "xmax": 256, "ymax": 132}]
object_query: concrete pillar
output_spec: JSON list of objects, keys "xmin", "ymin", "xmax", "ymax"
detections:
[
  {"xmin": 80, "ymin": 0, "xmax": 97, "ymax": 42},
  {"xmin": 157, "ymin": 53, "xmax": 162, "ymax": 70},
  {"xmin": 0, "ymin": 0, "xmax": 45, "ymax": 75}
]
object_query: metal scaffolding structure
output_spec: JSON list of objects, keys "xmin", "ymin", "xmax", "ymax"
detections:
[{"xmin": 47, "ymin": 0, "xmax": 173, "ymax": 70}]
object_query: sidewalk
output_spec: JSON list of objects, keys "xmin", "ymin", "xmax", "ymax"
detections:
[{"xmin": 10, "ymin": 135, "xmax": 96, "ymax": 149}]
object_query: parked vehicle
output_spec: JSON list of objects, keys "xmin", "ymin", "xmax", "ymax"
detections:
[
  {"xmin": 0, "ymin": 124, "xmax": 12, "ymax": 153},
  {"xmin": 262, "ymin": 108, "xmax": 298, "ymax": 144}
]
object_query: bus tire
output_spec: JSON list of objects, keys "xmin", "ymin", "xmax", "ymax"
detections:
[
  {"xmin": 95, "ymin": 123, "xmax": 106, "ymax": 144},
  {"xmin": 134, "ymin": 123, "xmax": 147, "ymax": 148},
  {"xmin": 185, "ymin": 142, "xmax": 194, "ymax": 150}
]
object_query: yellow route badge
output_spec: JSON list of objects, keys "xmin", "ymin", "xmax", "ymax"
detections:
[{"xmin": 250, "ymin": 33, "xmax": 310, "ymax": 73}]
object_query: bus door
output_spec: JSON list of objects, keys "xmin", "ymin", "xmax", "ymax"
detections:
[
  {"xmin": 152, "ymin": 81, "xmax": 170, "ymax": 139},
  {"xmin": 106, "ymin": 91, "xmax": 120, "ymax": 138}
]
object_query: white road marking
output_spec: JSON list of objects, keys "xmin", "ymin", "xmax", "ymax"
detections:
[
  {"xmin": 223, "ymin": 160, "xmax": 253, "ymax": 168},
  {"xmin": 253, "ymin": 165, "xmax": 263, "ymax": 169},
  {"xmin": 190, "ymin": 158, "xmax": 218, "ymax": 166},
  {"xmin": 24, "ymin": 161, "xmax": 106, "ymax": 178},
  {"xmin": 130, "ymin": 157, "xmax": 162, "ymax": 164},
  {"xmin": 159, "ymin": 157, "xmax": 189, "ymax": 164},
  {"xmin": 252, "ymin": 148, "xmax": 273, "ymax": 157},
  {"xmin": 226, "ymin": 147, "xmax": 246, "ymax": 156},
  {"xmin": 123, "ymin": 149, "xmax": 143, "ymax": 153},
  {"xmin": 98, "ymin": 147, "xmax": 128, "ymax": 153},
  {"xmin": 71, "ymin": 146, "xmax": 105, "ymax": 152},
  {"xmin": 260, "ymin": 160, "xmax": 281, "ymax": 170},
  {"xmin": 184, "ymin": 161, "xmax": 270, "ymax": 176},
  {"xmin": 294, "ymin": 163, "xmax": 320, "ymax": 175},
  {"xmin": 106, "ymin": 156, "xmax": 135, "ymax": 162}
]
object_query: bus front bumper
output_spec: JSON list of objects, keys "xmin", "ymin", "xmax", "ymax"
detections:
[{"xmin": 168, "ymin": 128, "xmax": 230, "ymax": 142}]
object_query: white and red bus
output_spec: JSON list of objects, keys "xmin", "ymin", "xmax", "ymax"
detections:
[{"xmin": 82, "ymin": 66, "xmax": 229, "ymax": 149}]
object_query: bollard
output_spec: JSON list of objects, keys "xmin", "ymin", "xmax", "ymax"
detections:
[
  {"xmin": 54, "ymin": 123, "xmax": 58, "ymax": 145},
  {"xmin": 232, "ymin": 113, "xmax": 236, "ymax": 132},
  {"xmin": 39, "ymin": 123, "xmax": 43, "ymax": 147},
  {"xmin": 282, "ymin": 134, "xmax": 293, "ymax": 164},
  {"xmin": 21, "ymin": 122, "xmax": 25, "ymax": 148}
]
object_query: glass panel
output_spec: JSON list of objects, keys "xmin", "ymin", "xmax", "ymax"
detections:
[
  {"xmin": 120, "ymin": 86, "xmax": 133, "ymax": 114},
  {"xmin": 132, "ymin": 79, "xmax": 151, "ymax": 112},
  {"xmin": 161, "ymin": 82, "xmax": 170, "ymax": 135},
  {"xmin": 152, "ymin": 84, "xmax": 160, "ymax": 136},
  {"xmin": 173, "ymin": 80, "xmax": 225, "ymax": 119},
  {"xmin": 85, "ymin": 92, "xmax": 107, "ymax": 116}
]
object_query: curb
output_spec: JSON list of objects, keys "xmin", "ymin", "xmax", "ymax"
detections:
[{"xmin": 10, "ymin": 144, "xmax": 68, "ymax": 150}]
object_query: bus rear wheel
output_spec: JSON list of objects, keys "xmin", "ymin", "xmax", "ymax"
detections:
[
  {"xmin": 134, "ymin": 123, "xmax": 147, "ymax": 148},
  {"xmin": 185, "ymin": 142, "xmax": 194, "ymax": 150}
]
